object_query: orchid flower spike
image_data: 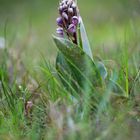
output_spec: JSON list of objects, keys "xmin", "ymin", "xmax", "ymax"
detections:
[{"xmin": 56, "ymin": 0, "xmax": 80, "ymax": 44}]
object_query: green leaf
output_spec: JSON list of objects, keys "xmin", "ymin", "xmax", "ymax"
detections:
[
  {"xmin": 53, "ymin": 36, "xmax": 102, "ymax": 93},
  {"xmin": 97, "ymin": 61, "xmax": 108, "ymax": 79},
  {"xmin": 56, "ymin": 52, "xmax": 82, "ymax": 97},
  {"xmin": 56, "ymin": 52, "xmax": 73, "ymax": 89},
  {"xmin": 109, "ymin": 79, "xmax": 126, "ymax": 97},
  {"xmin": 79, "ymin": 17, "xmax": 93, "ymax": 60}
]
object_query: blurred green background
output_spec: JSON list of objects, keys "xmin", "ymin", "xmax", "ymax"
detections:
[{"xmin": 0, "ymin": 0, "xmax": 140, "ymax": 67}]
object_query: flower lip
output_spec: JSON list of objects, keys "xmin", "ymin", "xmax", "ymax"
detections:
[
  {"xmin": 56, "ymin": 27, "xmax": 63, "ymax": 32},
  {"xmin": 72, "ymin": 16, "xmax": 79, "ymax": 26},
  {"xmin": 56, "ymin": 27, "xmax": 64, "ymax": 37},
  {"xmin": 68, "ymin": 24, "xmax": 76, "ymax": 34}
]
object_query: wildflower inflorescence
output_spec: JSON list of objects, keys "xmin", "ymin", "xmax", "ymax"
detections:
[{"xmin": 56, "ymin": 0, "xmax": 79, "ymax": 44}]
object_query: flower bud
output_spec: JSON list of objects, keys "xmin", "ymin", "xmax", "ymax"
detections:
[
  {"xmin": 63, "ymin": 3, "xmax": 68, "ymax": 10},
  {"xmin": 59, "ymin": 6, "xmax": 63, "ymax": 13},
  {"xmin": 59, "ymin": 2, "xmax": 62, "ymax": 6},
  {"xmin": 71, "ymin": 2, "xmax": 76, "ymax": 9},
  {"xmin": 62, "ymin": 12, "xmax": 68, "ymax": 20},
  {"xmin": 72, "ymin": 16, "xmax": 79, "ymax": 26},
  {"xmin": 68, "ymin": 8, "xmax": 73, "ymax": 15},
  {"xmin": 68, "ymin": 24, "xmax": 76, "ymax": 34},
  {"xmin": 56, "ymin": 27, "xmax": 64, "ymax": 37},
  {"xmin": 67, "ymin": 0, "xmax": 73, "ymax": 6},
  {"xmin": 56, "ymin": 17, "xmax": 63, "ymax": 27},
  {"xmin": 62, "ymin": 0, "xmax": 67, "ymax": 3}
]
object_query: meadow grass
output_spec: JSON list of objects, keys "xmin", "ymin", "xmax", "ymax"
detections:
[{"xmin": 0, "ymin": 0, "xmax": 140, "ymax": 140}]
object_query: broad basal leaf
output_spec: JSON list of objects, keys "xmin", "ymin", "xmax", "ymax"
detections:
[{"xmin": 53, "ymin": 36, "xmax": 102, "ymax": 93}]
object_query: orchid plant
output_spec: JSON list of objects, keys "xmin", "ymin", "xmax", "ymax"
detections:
[{"xmin": 53, "ymin": 0, "xmax": 126, "ymax": 98}]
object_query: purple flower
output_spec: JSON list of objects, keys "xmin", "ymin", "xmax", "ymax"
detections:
[
  {"xmin": 62, "ymin": 3, "xmax": 68, "ymax": 10},
  {"xmin": 72, "ymin": 16, "xmax": 79, "ymax": 26},
  {"xmin": 62, "ymin": 12, "xmax": 68, "ymax": 20},
  {"xmin": 56, "ymin": 27, "xmax": 64, "ymax": 37},
  {"xmin": 68, "ymin": 24, "xmax": 76, "ymax": 34},
  {"xmin": 68, "ymin": 8, "xmax": 73, "ymax": 15},
  {"xmin": 56, "ymin": 0, "xmax": 79, "ymax": 44},
  {"xmin": 71, "ymin": 3, "xmax": 76, "ymax": 9},
  {"xmin": 59, "ymin": 6, "xmax": 63, "ymax": 13},
  {"xmin": 56, "ymin": 17, "xmax": 63, "ymax": 27}
]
